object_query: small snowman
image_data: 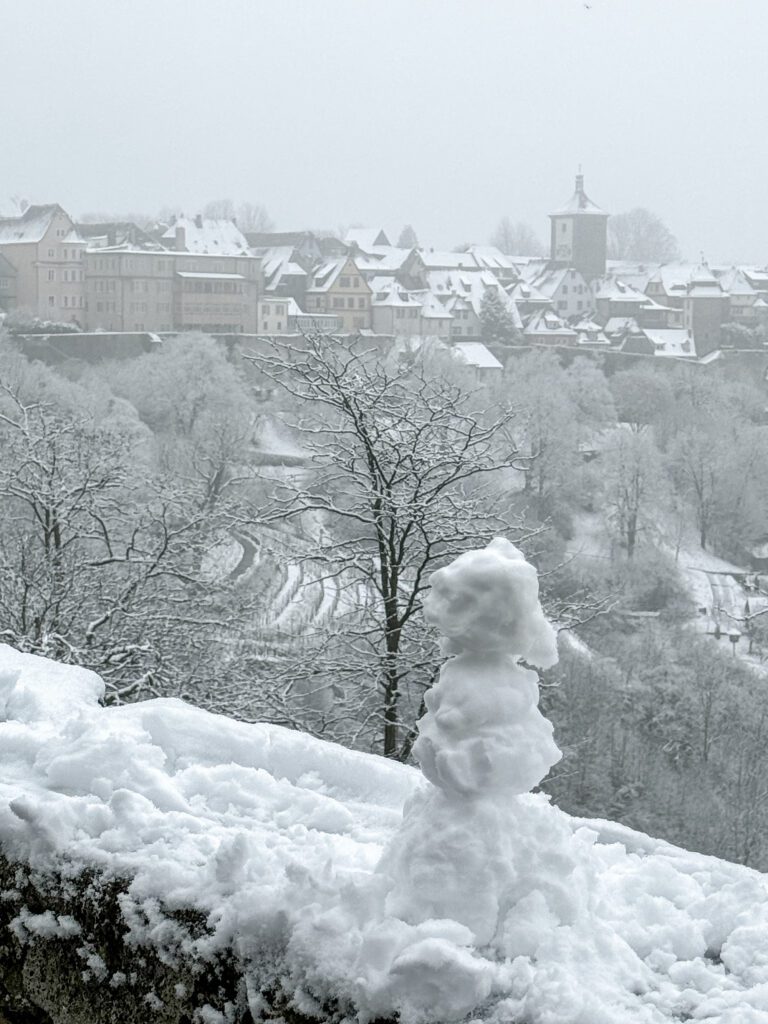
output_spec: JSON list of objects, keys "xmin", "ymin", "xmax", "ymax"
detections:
[{"xmin": 380, "ymin": 538, "xmax": 572, "ymax": 947}]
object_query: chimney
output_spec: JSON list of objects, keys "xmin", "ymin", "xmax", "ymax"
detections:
[
  {"xmin": 195, "ymin": 213, "xmax": 203, "ymax": 229},
  {"xmin": 175, "ymin": 225, "xmax": 187, "ymax": 252}
]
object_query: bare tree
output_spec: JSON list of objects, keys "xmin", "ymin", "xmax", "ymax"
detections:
[
  {"xmin": 0, "ymin": 350, "xmax": 244, "ymax": 703},
  {"xmin": 203, "ymin": 199, "xmax": 274, "ymax": 232},
  {"xmin": 490, "ymin": 217, "xmax": 545, "ymax": 256},
  {"xmin": 246, "ymin": 334, "xmax": 534, "ymax": 759},
  {"xmin": 607, "ymin": 208, "xmax": 680, "ymax": 262}
]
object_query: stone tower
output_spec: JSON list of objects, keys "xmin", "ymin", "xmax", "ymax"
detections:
[{"xmin": 549, "ymin": 172, "xmax": 609, "ymax": 280}]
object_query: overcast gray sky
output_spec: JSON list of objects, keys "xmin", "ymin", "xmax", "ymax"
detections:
[{"xmin": 5, "ymin": 0, "xmax": 766, "ymax": 262}]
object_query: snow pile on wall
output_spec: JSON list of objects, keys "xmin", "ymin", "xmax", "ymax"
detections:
[{"xmin": 2, "ymin": 540, "xmax": 768, "ymax": 1023}]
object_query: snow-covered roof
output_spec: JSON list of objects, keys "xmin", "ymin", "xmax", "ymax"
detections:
[
  {"xmin": 161, "ymin": 217, "xmax": 251, "ymax": 256},
  {"xmin": 464, "ymin": 245, "xmax": 516, "ymax": 273},
  {"xmin": 603, "ymin": 316, "xmax": 642, "ymax": 335},
  {"xmin": 549, "ymin": 174, "xmax": 607, "ymax": 217},
  {"xmin": 415, "ymin": 291, "xmax": 454, "ymax": 319},
  {"xmin": 176, "ymin": 271, "xmax": 245, "ymax": 281},
  {"xmin": 372, "ymin": 283, "xmax": 421, "ymax": 308},
  {"xmin": 524, "ymin": 309, "xmax": 577, "ymax": 336},
  {"xmin": 0, "ymin": 204, "xmax": 65, "ymax": 245},
  {"xmin": 344, "ymin": 227, "xmax": 391, "ymax": 251},
  {"xmin": 594, "ymin": 278, "xmax": 649, "ymax": 303},
  {"xmin": 507, "ymin": 279, "xmax": 552, "ymax": 306},
  {"xmin": 416, "ymin": 249, "xmax": 480, "ymax": 270},
  {"xmin": 645, "ymin": 328, "xmax": 697, "ymax": 358},
  {"xmin": 529, "ymin": 266, "xmax": 587, "ymax": 299},
  {"xmin": 307, "ymin": 259, "xmax": 345, "ymax": 292},
  {"xmin": 452, "ymin": 341, "xmax": 503, "ymax": 369},
  {"xmin": 353, "ymin": 248, "xmax": 411, "ymax": 273}
]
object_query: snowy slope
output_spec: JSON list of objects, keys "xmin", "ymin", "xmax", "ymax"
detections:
[{"xmin": 2, "ymin": 639, "xmax": 768, "ymax": 1023}]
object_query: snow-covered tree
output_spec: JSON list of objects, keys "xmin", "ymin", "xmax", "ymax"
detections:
[
  {"xmin": 479, "ymin": 287, "xmax": 520, "ymax": 347},
  {"xmin": 0, "ymin": 347, "xmax": 246, "ymax": 703},
  {"xmin": 247, "ymin": 334, "xmax": 534, "ymax": 759}
]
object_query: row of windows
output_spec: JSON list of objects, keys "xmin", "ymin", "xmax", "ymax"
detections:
[
  {"xmin": 332, "ymin": 296, "xmax": 367, "ymax": 309},
  {"xmin": 260, "ymin": 320, "xmax": 284, "ymax": 331},
  {"xmin": 48, "ymin": 295, "xmax": 84, "ymax": 308},
  {"xmin": 180, "ymin": 303, "xmax": 248, "ymax": 315},
  {"xmin": 47, "ymin": 269, "xmax": 83, "ymax": 282},
  {"xmin": 339, "ymin": 275, "xmax": 361, "ymax": 288},
  {"xmin": 394, "ymin": 308, "xmax": 419, "ymax": 319},
  {"xmin": 48, "ymin": 248, "xmax": 83, "ymax": 260},
  {"xmin": 261, "ymin": 304, "xmax": 287, "ymax": 315},
  {"xmin": 182, "ymin": 280, "xmax": 243, "ymax": 294}
]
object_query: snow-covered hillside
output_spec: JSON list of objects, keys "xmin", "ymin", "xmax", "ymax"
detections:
[{"xmin": 2, "ymin": 544, "xmax": 768, "ymax": 1024}]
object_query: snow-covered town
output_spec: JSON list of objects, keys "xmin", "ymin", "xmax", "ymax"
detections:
[
  {"xmin": 2, "ymin": 178, "xmax": 768, "ymax": 367},
  {"xmin": 4, "ymin": 2, "xmax": 768, "ymax": 1023}
]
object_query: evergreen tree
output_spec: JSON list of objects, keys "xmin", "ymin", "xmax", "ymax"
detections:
[
  {"xmin": 397, "ymin": 224, "xmax": 419, "ymax": 248},
  {"xmin": 480, "ymin": 287, "xmax": 520, "ymax": 347}
]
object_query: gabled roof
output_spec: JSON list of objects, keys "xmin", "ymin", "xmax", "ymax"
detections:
[
  {"xmin": 161, "ymin": 217, "xmax": 251, "ymax": 256},
  {"xmin": 453, "ymin": 341, "xmax": 502, "ymax": 370},
  {"xmin": 644, "ymin": 328, "xmax": 696, "ymax": 358},
  {"xmin": 464, "ymin": 246, "xmax": 517, "ymax": 273},
  {"xmin": 344, "ymin": 228, "xmax": 391, "ymax": 251},
  {"xmin": 507, "ymin": 280, "xmax": 552, "ymax": 306},
  {"xmin": 0, "ymin": 204, "xmax": 68, "ymax": 245},
  {"xmin": 523, "ymin": 309, "xmax": 577, "ymax": 336},
  {"xmin": 550, "ymin": 174, "xmax": 607, "ymax": 218},
  {"xmin": 530, "ymin": 266, "xmax": 587, "ymax": 299},
  {"xmin": 371, "ymin": 281, "xmax": 421, "ymax": 308},
  {"xmin": 416, "ymin": 249, "xmax": 480, "ymax": 270},
  {"xmin": 76, "ymin": 221, "xmax": 157, "ymax": 249},
  {"xmin": 307, "ymin": 257, "xmax": 369, "ymax": 293},
  {"xmin": 416, "ymin": 291, "xmax": 454, "ymax": 320}
]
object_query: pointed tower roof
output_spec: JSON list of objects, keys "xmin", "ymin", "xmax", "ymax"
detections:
[{"xmin": 550, "ymin": 173, "xmax": 608, "ymax": 217}]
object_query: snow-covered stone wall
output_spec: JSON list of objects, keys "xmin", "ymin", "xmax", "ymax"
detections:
[{"xmin": 2, "ymin": 541, "xmax": 768, "ymax": 1023}]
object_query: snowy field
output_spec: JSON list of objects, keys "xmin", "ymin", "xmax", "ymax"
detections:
[{"xmin": 3, "ymin": 543, "xmax": 768, "ymax": 1024}]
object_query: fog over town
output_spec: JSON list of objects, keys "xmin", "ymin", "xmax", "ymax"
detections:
[
  {"xmin": 4, "ymin": 0, "xmax": 768, "ymax": 263},
  {"xmin": 3, "ymin": 3, "xmax": 768, "ymax": 1024}
]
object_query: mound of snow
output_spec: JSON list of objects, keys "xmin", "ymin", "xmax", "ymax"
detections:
[{"xmin": 2, "ymin": 541, "xmax": 768, "ymax": 1023}]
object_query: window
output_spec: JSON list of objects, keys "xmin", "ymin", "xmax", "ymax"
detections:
[
  {"xmin": 0, "ymin": 279, "xmax": 7, "ymax": 289},
  {"xmin": 48, "ymin": 295, "xmax": 55, "ymax": 306},
  {"xmin": 332, "ymin": 297, "xmax": 344, "ymax": 308},
  {"xmin": 340, "ymin": 276, "xmax": 350, "ymax": 288},
  {"xmin": 558, "ymin": 300, "xmax": 567, "ymax": 310},
  {"xmin": 353, "ymin": 277, "xmax": 360, "ymax": 287},
  {"xmin": 48, "ymin": 270, "xmax": 55, "ymax": 281},
  {"xmin": 577, "ymin": 301, "xmax": 583, "ymax": 310},
  {"xmin": 562, "ymin": 286, "xmax": 568, "ymax": 294},
  {"xmin": 48, "ymin": 248, "xmax": 54, "ymax": 257},
  {"xmin": 276, "ymin": 322, "xmax": 282, "ymax": 330},
  {"xmin": 357, "ymin": 297, "xmax": 366, "ymax": 308},
  {"xmin": 63, "ymin": 296, "xmax": 68, "ymax": 307},
  {"xmin": 347, "ymin": 297, "xmax": 355, "ymax": 308},
  {"xmin": 262, "ymin": 304, "xmax": 270, "ymax": 314}
]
